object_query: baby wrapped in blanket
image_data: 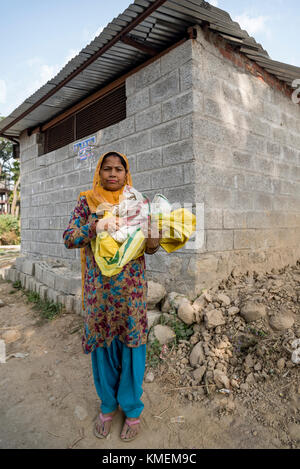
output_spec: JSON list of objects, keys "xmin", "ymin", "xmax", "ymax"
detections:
[{"xmin": 91, "ymin": 185, "xmax": 196, "ymax": 276}]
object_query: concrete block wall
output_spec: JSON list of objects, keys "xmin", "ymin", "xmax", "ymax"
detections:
[
  {"xmin": 190, "ymin": 25, "xmax": 300, "ymax": 290},
  {"xmin": 18, "ymin": 30, "xmax": 300, "ymax": 299},
  {"xmin": 19, "ymin": 40, "xmax": 198, "ymax": 296}
]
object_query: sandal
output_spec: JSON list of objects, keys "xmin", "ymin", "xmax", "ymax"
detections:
[
  {"xmin": 120, "ymin": 418, "xmax": 141, "ymax": 442},
  {"xmin": 94, "ymin": 412, "xmax": 114, "ymax": 439}
]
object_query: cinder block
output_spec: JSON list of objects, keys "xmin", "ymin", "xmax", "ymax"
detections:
[
  {"xmin": 125, "ymin": 131, "xmax": 151, "ymax": 155},
  {"xmin": 19, "ymin": 272, "xmax": 26, "ymax": 288},
  {"xmin": 135, "ymin": 104, "xmax": 162, "ymax": 132},
  {"xmin": 47, "ymin": 288, "xmax": 60, "ymax": 304},
  {"xmin": 150, "ymin": 70, "xmax": 179, "ymax": 105},
  {"xmin": 131, "ymin": 172, "xmax": 151, "ymax": 192},
  {"xmin": 151, "ymin": 166, "xmax": 184, "ymax": 190},
  {"xmin": 151, "ymin": 121, "xmax": 180, "ymax": 148},
  {"xmin": 136, "ymin": 148, "xmax": 162, "ymax": 172},
  {"xmin": 206, "ymin": 230, "xmax": 234, "ymax": 252},
  {"xmin": 135, "ymin": 60, "xmax": 161, "ymax": 91},
  {"xmin": 161, "ymin": 40, "xmax": 192, "ymax": 75},
  {"xmin": 42, "ymin": 269, "xmax": 55, "ymax": 289},
  {"xmin": 73, "ymin": 296, "xmax": 83, "ymax": 317},
  {"xmin": 38, "ymin": 285, "xmax": 48, "ymax": 301},
  {"xmin": 118, "ymin": 117, "xmax": 135, "ymax": 138},
  {"xmin": 162, "ymin": 91, "xmax": 193, "ymax": 122},
  {"xmin": 64, "ymin": 295, "xmax": 74, "ymax": 313},
  {"xmin": 127, "ymin": 88, "xmax": 150, "ymax": 116}
]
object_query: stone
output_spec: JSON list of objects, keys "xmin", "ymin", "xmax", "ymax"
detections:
[
  {"xmin": 192, "ymin": 366, "xmax": 206, "ymax": 383},
  {"xmin": 2, "ymin": 330, "xmax": 21, "ymax": 343},
  {"xmin": 144, "ymin": 371, "xmax": 155, "ymax": 383},
  {"xmin": 147, "ymin": 310, "xmax": 162, "ymax": 329},
  {"xmin": 228, "ymin": 306, "xmax": 239, "ymax": 315},
  {"xmin": 244, "ymin": 354, "xmax": 254, "ymax": 368},
  {"xmin": 277, "ymin": 358, "xmax": 285, "ymax": 370},
  {"xmin": 245, "ymin": 373, "xmax": 256, "ymax": 385},
  {"xmin": 192, "ymin": 295, "xmax": 206, "ymax": 313},
  {"xmin": 204, "ymin": 309, "xmax": 225, "ymax": 329},
  {"xmin": 217, "ymin": 293, "xmax": 231, "ymax": 306},
  {"xmin": 0, "ymin": 300, "xmax": 5, "ymax": 307},
  {"xmin": 161, "ymin": 292, "xmax": 187, "ymax": 313},
  {"xmin": 269, "ymin": 313, "xmax": 294, "ymax": 331},
  {"xmin": 213, "ymin": 369, "xmax": 230, "ymax": 389},
  {"xmin": 74, "ymin": 405, "xmax": 88, "ymax": 421},
  {"xmin": 147, "ymin": 281, "xmax": 167, "ymax": 309},
  {"xmin": 153, "ymin": 325, "xmax": 176, "ymax": 345},
  {"xmin": 177, "ymin": 299, "xmax": 196, "ymax": 325},
  {"xmin": 240, "ymin": 301, "xmax": 266, "ymax": 322},
  {"xmin": 189, "ymin": 342, "xmax": 205, "ymax": 367},
  {"xmin": 288, "ymin": 423, "xmax": 300, "ymax": 441}
]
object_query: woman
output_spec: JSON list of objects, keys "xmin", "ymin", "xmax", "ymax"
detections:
[{"xmin": 63, "ymin": 151, "xmax": 160, "ymax": 442}]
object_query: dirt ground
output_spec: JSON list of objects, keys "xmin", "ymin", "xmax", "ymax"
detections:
[{"xmin": 0, "ymin": 271, "xmax": 299, "ymax": 449}]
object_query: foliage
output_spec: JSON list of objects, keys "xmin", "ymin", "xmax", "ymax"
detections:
[
  {"xmin": 11, "ymin": 280, "xmax": 63, "ymax": 322},
  {"xmin": 159, "ymin": 313, "xmax": 194, "ymax": 345},
  {"xmin": 146, "ymin": 338, "xmax": 163, "ymax": 368},
  {"xmin": 0, "ymin": 214, "xmax": 20, "ymax": 244}
]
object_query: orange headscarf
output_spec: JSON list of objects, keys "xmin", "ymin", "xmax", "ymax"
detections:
[{"xmin": 79, "ymin": 151, "xmax": 133, "ymax": 308}]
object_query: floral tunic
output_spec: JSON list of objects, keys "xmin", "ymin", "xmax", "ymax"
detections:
[{"xmin": 63, "ymin": 196, "xmax": 148, "ymax": 354}]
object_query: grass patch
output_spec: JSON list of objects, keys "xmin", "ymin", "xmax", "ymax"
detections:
[
  {"xmin": 146, "ymin": 338, "xmax": 163, "ymax": 368},
  {"xmin": 159, "ymin": 313, "xmax": 194, "ymax": 346},
  {"xmin": 11, "ymin": 280, "xmax": 63, "ymax": 322}
]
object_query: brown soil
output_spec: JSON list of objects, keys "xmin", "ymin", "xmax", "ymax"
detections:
[{"xmin": 0, "ymin": 268, "xmax": 299, "ymax": 449}]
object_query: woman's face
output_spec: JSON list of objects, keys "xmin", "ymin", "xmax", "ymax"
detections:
[{"xmin": 99, "ymin": 155, "xmax": 127, "ymax": 191}]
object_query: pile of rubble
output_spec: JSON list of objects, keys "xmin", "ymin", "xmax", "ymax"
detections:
[{"xmin": 146, "ymin": 261, "xmax": 300, "ymax": 400}]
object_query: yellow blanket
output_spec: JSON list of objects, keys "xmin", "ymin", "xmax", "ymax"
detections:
[{"xmin": 91, "ymin": 208, "xmax": 196, "ymax": 277}]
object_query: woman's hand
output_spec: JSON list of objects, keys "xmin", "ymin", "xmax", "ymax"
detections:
[
  {"xmin": 141, "ymin": 219, "xmax": 163, "ymax": 253},
  {"xmin": 96, "ymin": 216, "xmax": 125, "ymax": 234}
]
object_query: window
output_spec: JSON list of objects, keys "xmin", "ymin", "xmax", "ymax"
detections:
[{"xmin": 43, "ymin": 84, "xmax": 126, "ymax": 154}]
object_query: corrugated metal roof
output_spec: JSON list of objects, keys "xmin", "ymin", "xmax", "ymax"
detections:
[{"xmin": 1, "ymin": 0, "xmax": 299, "ymax": 138}]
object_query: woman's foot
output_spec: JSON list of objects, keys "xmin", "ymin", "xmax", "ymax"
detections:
[
  {"xmin": 120, "ymin": 417, "xmax": 141, "ymax": 442},
  {"xmin": 94, "ymin": 410, "xmax": 117, "ymax": 439}
]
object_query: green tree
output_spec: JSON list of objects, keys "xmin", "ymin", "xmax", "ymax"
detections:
[{"xmin": 0, "ymin": 116, "xmax": 20, "ymax": 216}]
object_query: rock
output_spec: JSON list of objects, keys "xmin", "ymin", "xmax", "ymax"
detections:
[
  {"xmin": 217, "ymin": 293, "xmax": 231, "ymax": 306},
  {"xmin": 244, "ymin": 354, "xmax": 254, "ymax": 368},
  {"xmin": 147, "ymin": 310, "xmax": 162, "ymax": 329},
  {"xmin": 228, "ymin": 306, "xmax": 239, "ymax": 315},
  {"xmin": 288, "ymin": 423, "xmax": 300, "ymax": 441},
  {"xmin": 189, "ymin": 342, "xmax": 205, "ymax": 367},
  {"xmin": 204, "ymin": 309, "xmax": 225, "ymax": 329},
  {"xmin": 213, "ymin": 369, "xmax": 230, "ymax": 389},
  {"xmin": 192, "ymin": 295, "xmax": 206, "ymax": 313},
  {"xmin": 0, "ymin": 300, "xmax": 5, "ymax": 307},
  {"xmin": 192, "ymin": 366, "xmax": 206, "ymax": 383},
  {"xmin": 147, "ymin": 281, "xmax": 166, "ymax": 309},
  {"xmin": 2, "ymin": 329, "xmax": 21, "ymax": 343},
  {"xmin": 240, "ymin": 301, "xmax": 266, "ymax": 322},
  {"xmin": 153, "ymin": 325, "xmax": 176, "ymax": 345},
  {"xmin": 277, "ymin": 358, "xmax": 285, "ymax": 370},
  {"xmin": 269, "ymin": 313, "xmax": 294, "ymax": 331},
  {"xmin": 254, "ymin": 362, "xmax": 262, "ymax": 371},
  {"xmin": 178, "ymin": 299, "xmax": 196, "ymax": 325},
  {"xmin": 240, "ymin": 383, "xmax": 249, "ymax": 391},
  {"xmin": 291, "ymin": 348, "xmax": 300, "ymax": 365},
  {"xmin": 245, "ymin": 373, "xmax": 256, "ymax": 385},
  {"xmin": 74, "ymin": 405, "xmax": 88, "ymax": 421},
  {"xmin": 161, "ymin": 292, "xmax": 186, "ymax": 313},
  {"xmin": 144, "ymin": 371, "xmax": 155, "ymax": 383}
]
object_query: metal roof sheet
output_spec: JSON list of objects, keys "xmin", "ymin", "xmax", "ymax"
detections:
[{"xmin": 1, "ymin": 0, "xmax": 299, "ymax": 138}]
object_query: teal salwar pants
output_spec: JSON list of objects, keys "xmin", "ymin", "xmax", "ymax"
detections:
[{"xmin": 91, "ymin": 337, "xmax": 146, "ymax": 418}]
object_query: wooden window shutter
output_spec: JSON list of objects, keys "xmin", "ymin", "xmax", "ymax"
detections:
[{"xmin": 43, "ymin": 84, "xmax": 126, "ymax": 154}]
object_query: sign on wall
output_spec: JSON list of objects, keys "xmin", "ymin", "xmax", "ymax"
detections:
[{"xmin": 74, "ymin": 136, "xmax": 96, "ymax": 161}]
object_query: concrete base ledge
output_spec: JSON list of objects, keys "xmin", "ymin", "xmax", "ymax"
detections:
[{"xmin": 2, "ymin": 256, "xmax": 84, "ymax": 317}]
